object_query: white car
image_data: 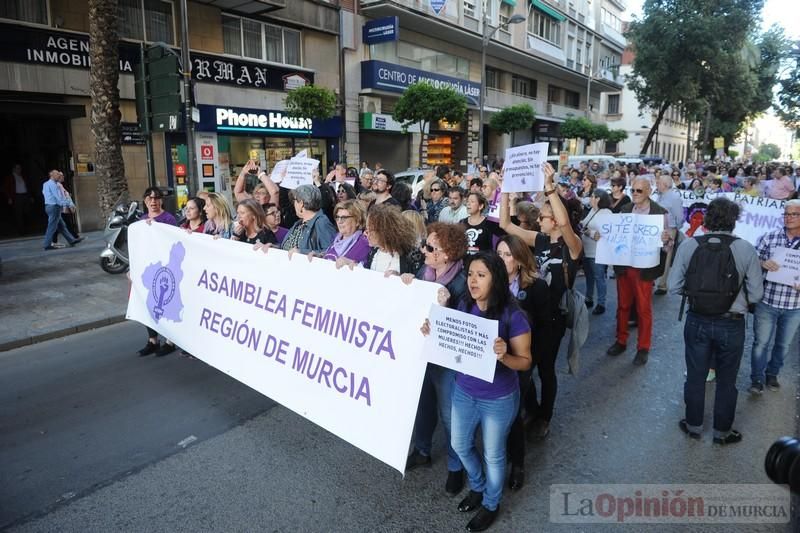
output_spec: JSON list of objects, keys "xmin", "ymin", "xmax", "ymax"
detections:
[{"xmin": 394, "ymin": 169, "xmax": 430, "ymax": 197}]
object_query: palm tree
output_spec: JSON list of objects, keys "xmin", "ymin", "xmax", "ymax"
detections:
[{"xmin": 89, "ymin": 0, "xmax": 128, "ymax": 216}]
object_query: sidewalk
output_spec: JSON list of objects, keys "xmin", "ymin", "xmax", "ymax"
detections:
[{"xmin": 0, "ymin": 231, "xmax": 130, "ymax": 351}]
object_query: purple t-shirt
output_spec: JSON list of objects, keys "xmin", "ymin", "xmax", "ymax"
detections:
[
  {"xmin": 140, "ymin": 211, "xmax": 177, "ymax": 226},
  {"xmin": 455, "ymin": 302, "xmax": 530, "ymax": 399},
  {"xmin": 274, "ymin": 226, "xmax": 289, "ymax": 245}
]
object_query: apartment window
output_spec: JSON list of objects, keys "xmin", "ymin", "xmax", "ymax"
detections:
[
  {"xmin": 607, "ymin": 94, "xmax": 620, "ymax": 114},
  {"xmin": 602, "ymin": 8, "xmax": 622, "ymax": 32},
  {"xmin": 396, "ymin": 41, "xmax": 470, "ymax": 78},
  {"xmin": 576, "ymin": 43, "xmax": 582, "ymax": 66},
  {"xmin": 564, "ymin": 89, "xmax": 580, "ymax": 109},
  {"xmin": 529, "ymin": 10, "xmax": 561, "ymax": 46},
  {"xmin": 463, "ymin": 0, "xmax": 476, "ymax": 17},
  {"xmin": 512, "ymin": 75, "xmax": 536, "ymax": 98},
  {"xmin": 486, "ymin": 67, "xmax": 500, "ymax": 90},
  {"xmin": 605, "ymin": 141, "xmax": 618, "ymax": 153},
  {"xmin": 499, "ymin": 2, "xmax": 512, "ymax": 26},
  {"xmin": 119, "ymin": 0, "xmax": 174, "ymax": 44},
  {"xmin": 548, "ymin": 85, "xmax": 561, "ymax": 104},
  {"xmin": 222, "ymin": 14, "xmax": 302, "ymax": 66},
  {"xmin": 0, "ymin": 0, "xmax": 47, "ymax": 24}
]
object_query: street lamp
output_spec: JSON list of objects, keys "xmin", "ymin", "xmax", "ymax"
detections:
[{"xmin": 478, "ymin": 11, "xmax": 526, "ymax": 163}]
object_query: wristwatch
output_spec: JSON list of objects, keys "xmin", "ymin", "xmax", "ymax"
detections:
[{"xmin": 544, "ymin": 188, "xmax": 556, "ymax": 196}]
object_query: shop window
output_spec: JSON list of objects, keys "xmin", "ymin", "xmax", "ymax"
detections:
[
  {"xmin": 512, "ymin": 75, "xmax": 536, "ymax": 98},
  {"xmin": 605, "ymin": 140, "xmax": 618, "ymax": 153},
  {"xmin": 0, "ymin": 0, "xmax": 47, "ymax": 24},
  {"xmin": 607, "ymin": 94, "xmax": 620, "ymax": 114},
  {"xmin": 529, "ymin": 10, "xmax": 561, "ymax": 46},
  {"xmin": 118, "ymin": 0, "xmax": 175, "ymax": 44},
  {"xmin": 222, "ymin": 14, "xmax": 302, "ymax": 66},
  {"xmin": 564, "ymin": 89, "xmax": 580, "ymax": 108}
]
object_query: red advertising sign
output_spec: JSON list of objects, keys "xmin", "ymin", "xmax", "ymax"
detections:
[
  {"xmin": 174, "ymin": 163, "xmax": 187, "ymax": 177},
  {"xmin": 200, "ymin": 144, "xmax": 214, "ymax": 160}
]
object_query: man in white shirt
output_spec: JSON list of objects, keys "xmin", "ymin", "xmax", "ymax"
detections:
[{"xmin": 439, "ymin": 187, "xmax": 468, "ymax": 223}]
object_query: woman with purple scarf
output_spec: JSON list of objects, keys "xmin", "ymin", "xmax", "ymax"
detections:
[
  {"xmin": 320, "ymin": 200, "xmax": 370, "ymax": 266},
  {"xmin": 400, "ymin": 222, "xmax": 470, "ymax": 497}
]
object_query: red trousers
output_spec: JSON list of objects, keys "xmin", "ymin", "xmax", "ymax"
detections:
[{"xmin": 616, "ymin": 267, "xmax": 653, "ymax": 350}]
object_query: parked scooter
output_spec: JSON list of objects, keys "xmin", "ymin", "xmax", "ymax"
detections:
[{"xmin": 99, "ymin": 197, "xmax": 142, "ymax": 274}]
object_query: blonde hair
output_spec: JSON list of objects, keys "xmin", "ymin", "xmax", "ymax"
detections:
[
  {"xmin": 401, "ymin": 209, "xmax": 427, "ymax": 244},
  {"xmin": 206, "ymin": 192, "xmax": 233, "ymax": 229},
  {"xmin": 335, "ymin": 200, "xmax": 367, "ymax": 230}
]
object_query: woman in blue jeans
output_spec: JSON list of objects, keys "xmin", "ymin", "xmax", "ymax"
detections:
[
  {"xmin": 580, "ymin": 190, "xmax": 612, "ymax": 314},
  {"xmin": 423, "ymin": 251, "xmax": 531, "ymax": 531}
]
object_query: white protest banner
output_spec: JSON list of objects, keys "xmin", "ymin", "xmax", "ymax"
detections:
[
  {"xmin": 766, "ymin": 247, "xmax": 800, "ymax": 287},
  {"xmin": 126, "ymin": 222, "xmax": 438, "ymax": 474},
  {"xmin": 595, "ymin": 213, "xmax": 664, "ymax": 268},
  {"xmin": 270, "ymin": 159, "xmax": 289, "ymax": 183},
  {"xmin": 501, "ymin": 142, "xmax": 548, "ymax": 193},
  {"xmin": 281, "ymin": 157, "xmax": 319, "ymax": 190},
  {"xmin": 423, "ymin": 303, "xmax": 498, "ymax": 383}
]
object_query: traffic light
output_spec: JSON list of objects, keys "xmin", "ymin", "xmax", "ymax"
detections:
[{"xmin": 134, "ymin": 44, "xmax": 183, "ymax": 132}]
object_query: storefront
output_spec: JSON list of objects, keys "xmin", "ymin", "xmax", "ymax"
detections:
[
  {"xmin": 359, "ymin": 112, "xmax": 417, "ymax": 172},
  {"xmin": 172, "ymin": 104, "xmax": 342, "ymax": 205},
  {"xmin": 534, "ymin": 119, "xmax": 564, "ymax": 156}
]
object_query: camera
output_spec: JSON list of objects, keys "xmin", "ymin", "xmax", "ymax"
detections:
[{"xmin": 765, "ymin": 436, "xmax": 800, "ymax": 493}]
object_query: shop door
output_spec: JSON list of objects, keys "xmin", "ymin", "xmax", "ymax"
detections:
[
  {"xmin": 0, "ymin": 115, "xmax": 71, "ymax": 239},
  {"xmin": 360, "ymin": 133, "xmax": 410, "ymax": 173}
]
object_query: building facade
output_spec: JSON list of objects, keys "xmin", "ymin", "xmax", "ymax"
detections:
[
  {"xmin": 0, "ymin": 0, "xmax": 342, "ymax": 234},
  {"xmin": 345, "ymin": 0, "xmax": 625, "ymax": 171}
]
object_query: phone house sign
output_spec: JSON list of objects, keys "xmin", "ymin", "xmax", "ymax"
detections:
[{"xmin": 216, "ymin": 108, "xmax": 313, "ymax": 133}]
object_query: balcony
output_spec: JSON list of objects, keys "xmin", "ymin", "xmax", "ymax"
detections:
[
  {"xmin": 485, "ymin": 88, "xmax": 545, "ymax": 115},
  {"xmin": 601, "ymin": 24, "xmax": 626, "ymax": 48},
  {"xmin": 527, "ymin": 34, "xmax": 566, "ymax": 63},
  {"xmin": 545, "ymin": 102, "xmax": 582, "ymax": 119}
]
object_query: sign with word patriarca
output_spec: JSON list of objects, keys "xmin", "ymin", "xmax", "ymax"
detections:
[{"xmin": 126, "ymin": 223, "xmax": 438, "ymax": 474}]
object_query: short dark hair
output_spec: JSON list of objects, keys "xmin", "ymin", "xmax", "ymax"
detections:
[
  {"xmin": 470, "ymin": 178, "xmax": 483, "ymax": 188},
  {"xmin": 610, "ymin": 177, "xmax": 626, "ymax": 189},
  {"xmin": 593, "ymin": 189, "xmax": 612, "ymax": 209},
  {"xmin": 449, "ymin": 186, "xmax": 465, "ymax": 198},
  {"xmin": 703, "ymin": 197, "xmax": 740, "ymax": 232},
  {"xmin": 376, "ymin": 169, "xmax": 394, "ymax": 187},
  {"xmin": 144, "ymin": 186, "xmax": 163, "ymax": 199},
  {"xmin": 391, "ymin": 181, "xmax": 413, "ymax": 209}
]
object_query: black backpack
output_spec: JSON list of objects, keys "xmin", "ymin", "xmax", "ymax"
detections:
[{"xmin": 680, "ymin": 234, "xmax": 740, "ymax": 317}]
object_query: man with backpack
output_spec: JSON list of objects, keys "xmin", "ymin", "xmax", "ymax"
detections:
[
  {"xmin": 749, "ymin": 199, "xmax": 800, "ymax": 395},
  {"xmin": 668, "ymin": 198, "xmax": 763, "ymax": 445}
]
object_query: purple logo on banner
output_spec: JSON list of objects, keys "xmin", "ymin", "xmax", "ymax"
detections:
[
  {"xmin": 430, "ymin": 0, "xmax": 447, "ymax": 15},
  {"xmin": 142, "ymin": 242, "xmax": 185, "ymax": 323}
]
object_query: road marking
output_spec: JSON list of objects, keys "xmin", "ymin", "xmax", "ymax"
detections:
[{"xmin": 177, "ymin": 435, "xmax": 197, "ymax": 448}]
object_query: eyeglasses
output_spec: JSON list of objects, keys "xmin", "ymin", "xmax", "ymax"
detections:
[
  {"xmin": 423, "ymin": 242, "xmax": 442, "ymax": 253},
  {"xmin": 537, "ymin": 215, "xmax": 554, "ymax": 222},
  {"xmin": 783, "ymin": 213, "xmax": 800, "ymax": 218},
  {"xmin": 335, "ymin": 215, "xmax": 354, "ymax": 222},
  {"xmin": 632, "ymin": 188, "xmax": 645, "ymax": 193},
  {"xmin": 430, "ymin": 188, "xmax": 442, "ymax": 192},
  {"xmin": 266, "ymin": 211, "xmax": 279, "ymax": 217},
  {"xmin": 373, "ymin": 178, "xmax": 387, "ymax": 184}
]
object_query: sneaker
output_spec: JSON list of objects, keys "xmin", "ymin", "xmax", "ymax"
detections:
[
  {"xmin": 405, "ymin": 449, "xmax": 431, "ymax": 471},
  {"xmin": 155, "ymin": 343, "xmax": 177, "ymax": 357},
  {"xmin": 766, "ymin": 375, "xmax": 780, "ymax": 391},
  {"xmin": 592, "ymin": 305, "xmax": 606, "ymax": 315},
  {"xmin": 633, "ymin": 349, "xmax": 649, "ymax": 366},
  {"xmin": 69, "ymin": 236, "xmax": 85, "ymax": 246},
  {"xmin": 51, "ymin": 242, "xmax": 67, "ymax": 249},
  {"xmin": 679, "ymin": 419, "xmax": 701, "ymax": 440},
  {"xmin": 445, "ymin": 469, "xmax": 464, "ymax": 495},
  {"xmin": 748, "ymin": 382, "xmax": 764, "ymax": 395},
  {"xmin": 138, "ymin": 341, "xmax": 160, "ymax": 357},
  {"xmin": 713, "ymin": 430, "xmax": 742, "ymax": 445},
  {"xmin": 606, "ymin": 342, "xmax": 627, "ymax": 356}
]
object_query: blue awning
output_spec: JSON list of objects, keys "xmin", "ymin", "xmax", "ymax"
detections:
[{"xmin": 531, "ymin": 0, "xmax": 566, "ymax": 22}]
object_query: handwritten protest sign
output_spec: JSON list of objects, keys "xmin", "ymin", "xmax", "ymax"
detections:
[
  {"xmin": 501, "ymin": 142, "xmax": 548, "ymax": 193},
  {"xmin": 595, "ymin": 213, "xmax": 664, "ymax": 268},
  {"xmin": 281, "ymin": 157, "xmax": 320, "ymax": 190},
  {"xmin": 766, "ymin": 247, "xmax": 800, "ymax": 287},
  {"xmin": 127, "ymin": 223, "xmax": 438, "ymax": 474},
  {"xmin": 270, "ymin": 160, "xmax": 289, "ymax": 183},
  {"xmin": 423, "ymin": 304, "xmax": 498, "ymax": 383}
]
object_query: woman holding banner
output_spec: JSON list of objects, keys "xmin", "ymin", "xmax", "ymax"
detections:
[
  {"xmin": 402, "ymin": 222, "xmax": 469, "ymax": 495},
  {"xmin": 497, "ymin": 235, "xmax": 550, "ymax": 492},
  {"xmin": 203, "ymin": 193, "xmax": 235, "ymax": 239},
  {"xmin": 231, "ymin": 199, "xmax": 276, "ymax": 246},
  {"xmin": 280, "ymin": 184, "xmax": 337, "ymax": 254},
  {"xmin": 361, "ymin": 203, "xmax": 422, "ymax": 275},
  {"xmin": 320, "ymin": 200, "xmax": 370, "ymax": 265},
  {"xmin": 422, "ymin": 251, "xmax": 531, "ymax": 532},
  {"xmin": 499, "ymin": 163, "xmax": 582, "ymax": 441}
]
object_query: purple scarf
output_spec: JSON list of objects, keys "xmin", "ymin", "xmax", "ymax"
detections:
[
  {"xmin": 423, "ymin": 261, "xmax": 462, "ymax": 287},
  {"xmin": 331, "ymin": 230, "xmax": 363, "ymax": 258}
]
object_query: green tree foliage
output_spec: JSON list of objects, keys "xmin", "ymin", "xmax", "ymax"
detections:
[
  {"xmin": 393, "ymin": 82, "xmax": 468, "ymax": 166},
  {"xmin": 605, "ymin": 129, "xmax": 629, "ymax": 143},
  {"xmin": 776, "ymin": 43, "xmax": 800, "ymax": 134},
  {"xmin": 285, "ymin": 84, "xmax": 337, "ymax": 149},
  {"xmin": 758, "ymin": 142, "xmax": 782, "ymax": 161},
  {"xmin": 560, "ymin": 118, "xmax": 624, "ymax": 152},
  {"xmin": 489, "ymin": 103, "xmax": 536, "ymax": 146},
  {"xmin": 626, "ymin": 0, "xmax": 766, "ymax": 155}
]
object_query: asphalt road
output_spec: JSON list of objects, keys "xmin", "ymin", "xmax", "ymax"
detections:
[{"xmin": 1, "ymin": 289, "xmax": 798, "ymax": 532}]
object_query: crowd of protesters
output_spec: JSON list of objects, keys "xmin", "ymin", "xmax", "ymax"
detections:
[{"xmin": 136, "ymin": 153, "xmax": 800, "ymax": 531}]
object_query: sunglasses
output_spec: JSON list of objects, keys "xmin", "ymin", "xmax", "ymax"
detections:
[
  {"xmin": 430, "ymin": 188, "xmax": 442, "ymax": 192},
  {"xmin": 632, "ymin": 188, "xmax": 645, "ymax": 193},
  {"xmin": 423, "ymin": 242, "xmax": 442, "ymax": 253}
]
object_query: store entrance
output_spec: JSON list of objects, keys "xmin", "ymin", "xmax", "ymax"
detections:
[{"xmin": 0, "ymin": 114, "xmax": 72, "ymax": 239}]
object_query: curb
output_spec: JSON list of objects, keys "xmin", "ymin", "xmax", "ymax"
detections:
[{"xmin": 0, "ymin": 315, "xmax": 127, "ymax": 352}]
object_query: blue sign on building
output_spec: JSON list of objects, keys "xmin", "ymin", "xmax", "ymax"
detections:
[
  {"xmin": 196, "ymin": 105, "xmax": 342, "ymax": 137},
  {"xmin": 362, "ymin": 16, "xmax": 399, "ymax": 45},
  {"xmin": 430, "ymin": 0, "xmax": 447, "ymax": 15},
  {"xmin": 361, "ymin": 60, "xmax": 480, "ymax": 106}
]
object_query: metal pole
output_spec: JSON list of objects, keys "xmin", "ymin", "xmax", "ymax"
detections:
[
  {"xmin": 180, "ymin": 0, "xmax": 197, "ymax": 197},
  {"xmin": 685, "ymin": 118, "xmax": 692, "ymax": 164},
  {"xmin": 478, "ymin": 2, "xmax": 488, "ymax": 165},
  {"xmin": 703, "ymin": 102, "xmax": 711, "ymax": 156},
  {"xmin": 139, "ymin": 43, "xmax": 156, "ymax": 188}
]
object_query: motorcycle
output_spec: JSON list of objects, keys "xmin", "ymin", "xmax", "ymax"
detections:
[{"xmin": 99, "ymin": 197, "xmax": 142, "ymax": 274}]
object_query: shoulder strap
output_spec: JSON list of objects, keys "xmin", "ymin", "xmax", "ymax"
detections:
[{"xmin": 561, "ymin": 243, "xmax": 571, "ymax": 287}]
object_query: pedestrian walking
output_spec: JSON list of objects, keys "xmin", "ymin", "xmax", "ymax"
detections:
[{"xmin": 42, "ymin": 170, "xmax": 83, "ymax": 250}]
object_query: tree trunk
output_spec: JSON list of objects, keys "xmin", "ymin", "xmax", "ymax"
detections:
[
  {"xmin": 640, "ymin": 101, "xmax": 670, "ymax": 155},
  {"xmin": 89, "ymin": 0, "xmax": 127, "ymax": 217}
]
